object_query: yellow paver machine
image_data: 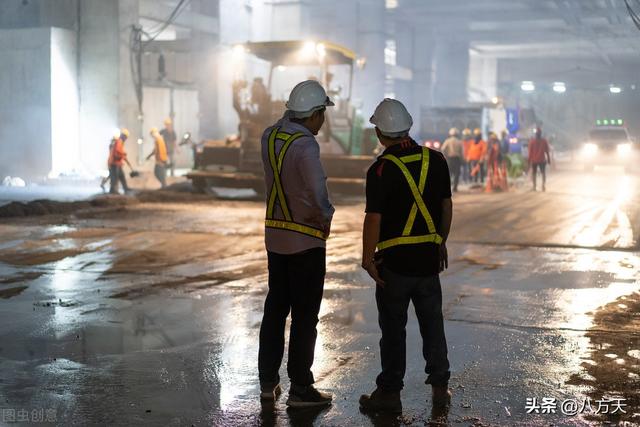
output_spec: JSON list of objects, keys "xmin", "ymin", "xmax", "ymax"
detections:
[{"xmin": 187, "ymin": 40, "xmax": 378, "ymax": 195}]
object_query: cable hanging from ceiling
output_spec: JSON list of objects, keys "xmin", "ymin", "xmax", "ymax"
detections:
[{"xmin": 623, "ymin": 0, "xmax": 640, "ymax": 30}]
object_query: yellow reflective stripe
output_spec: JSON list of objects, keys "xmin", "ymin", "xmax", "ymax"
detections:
[
  {"xmin": 265, "ymin": 219, "xmax": 327, "ymax": 240},
  {"xmin": 382, "ymin": 151, "xmax": 437, "ymax": 235},
  {"xmin": 267, "ymin": 127, "xmax": 292, "ymax": 221},
  {"xmin": 277, "ymin": 132, "xmax": 304, "ymax": 170},
  {"xmin": 399, "ymin": 154, "xmax": 421, "ymax": 163},
  {"xmin": 376, "ymin": 233, "xmax": 442, "ymax": 250},
  {"xmin": 267, "ymin": 131, "xmax": 297, "ymax": 217},
  {"xmin": 276, "ymin": 132, "xmax": 292, "ymax": 141},
  {"xmin": 402, "ymin": 148, "xmax": 430, "ymax": 236}
]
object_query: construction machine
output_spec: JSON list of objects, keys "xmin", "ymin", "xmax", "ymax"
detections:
[{"xmin": 187, "ymin": 40, "xmax": 377, "ymax": 195}]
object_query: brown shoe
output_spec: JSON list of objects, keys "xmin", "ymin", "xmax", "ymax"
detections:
[
  {"xmin": 431, "ymin": 386, "xmax": 452, "ymax": 407},
  {"xmin": 359, "ymin": 388, "xmax": 402, "ymax": 413}
]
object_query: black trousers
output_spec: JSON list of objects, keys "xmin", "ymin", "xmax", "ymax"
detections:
[
  {"xmin": 448, "ymin": 156, "xmax": 462, "ymax": 191},
  {"xmin": 109, "ymin": 165, "xmax": 129, "ymax": 194},
  {"xmin": 258, "ymin": 247, "xmax": 326, "ymax": 387},
  {"xmin": 375, "ymin": 268, "xmax": 450, "ymax": 391}
]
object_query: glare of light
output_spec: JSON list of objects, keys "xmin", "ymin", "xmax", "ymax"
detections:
[
  {"xmin": 552, "ymin": 82, "xmax": 566, "ymax": 93},
  {"xmin": 316, "ymin": 43, "xmax": 326, "ymax": 59},
  {"xmin": 509, "ymin": 137, "xmax": 518, "ymax": 144},
  {"xmin": 385, "ymin": 0, "xmax": 398, "ymax": 9},
  {"xmin": 434, "ymin": 141, "xmax": 441, "ymax": 149},
  {"xmin": 113, "ymin": 128, "xmax": 121, "ymax": 139},
  {"xmin": 583, "ymin": 143, "xmax": 598, "ymax": 156},
  {"xmin": 424, "ymin": 141, "xmax": 432, "ymax": 148},
  {"xmin": 609, "ymin": 85, "xmax": 622, "ymax": 94},
  {"xmin": 617, "ymin": 143, "xmax": 632, "ymax": 156},
  {"xmin": 50, "ymin": 34, "xmax": 80, "ymax": 177},
  {"xmin": 491, "ymin": 96, "xmax": 500, "ymax": 104},
  {"xmin": 137, "ymin": 138, "xmax": 144, "ymax": 145},
  {"xmin": 356, "ymin": 57, "xmax": 367, "ymax": 69},
  {"xmin": 300, "ymin": 41, "xmax": 316, "ymax": 59},
  {"xmin": 276, "ymin": 65, "xmax": 287, "ymax": 71},
  {"xmin": 521, "ymin": 81, "xmax": 535, "ymax": 92}
]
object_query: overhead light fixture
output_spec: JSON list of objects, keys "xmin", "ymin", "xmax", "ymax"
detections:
[
  {"xmin": 521, "ymin": 81, "xmax": 535, "ymax": 92},
  {"xmin": 609, "ymin": 85, "xmax": 622, "ymax": 94},
  {"xmin": 552, "ymin": 82, "xmax": 566, "ymax": 93}
]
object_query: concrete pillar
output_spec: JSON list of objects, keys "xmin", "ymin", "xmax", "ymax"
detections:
[
  {"xmin": 468, "ymin": 50, "xmax": 497, "ymax": 103},
  {"xmin": 431, "ymin": 39, "xmax": 469, "ymax": 107},
  {"xmin": 78, "ymin": 0, "xmax": 120, "ymax": 173},
  {"xmin": 118, "ymin": 0, "xmax": 141, "ymax": 165},
  {"xmin": 393, "ymin": 25, "xmax": 414, "ymax": 118},
  {"xmin": 409, "ymin": 31, "xmax": 436, "ymax": 136},
  {"xmin": 192, "ymin": 0, "xmax": 219, "ymax": 139},
  {"xmin": 353, "ymin": 0, "xmax": 386, "ymax": 118}
]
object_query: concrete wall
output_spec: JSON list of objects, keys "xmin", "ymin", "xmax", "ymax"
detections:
[{"xmin": 0, "ymin": 28, "xmax": 53, "ymax": 180}]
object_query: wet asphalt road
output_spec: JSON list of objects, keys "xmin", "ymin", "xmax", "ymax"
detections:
[{"xmin": 0, "ymin": 166, "xmax": 639, "ymax": 426}]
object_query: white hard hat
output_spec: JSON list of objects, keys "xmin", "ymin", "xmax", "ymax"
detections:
[
  {"xmin": 370, "ymin": 98, "xmax": 413, "ymax": 137},
  {"xmin": 286, "ymin": 80, "xmax": 334, "ymax": 117}
]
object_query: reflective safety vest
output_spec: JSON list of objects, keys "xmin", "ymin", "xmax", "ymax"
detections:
[
  {"xmin": 264, "ymin": 127, "xmax": 328, "ymax": 240},
  {"xmin": 376, "ymin": 147, "xmax": 443, "ymax": 250}
]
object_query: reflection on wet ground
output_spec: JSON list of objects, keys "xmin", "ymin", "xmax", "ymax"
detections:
[{"xmin": 0, "ymin": 169, "xmax": 639, "ymax": 426}]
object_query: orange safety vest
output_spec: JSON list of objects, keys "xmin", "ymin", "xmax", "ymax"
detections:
[
  {"xmin": 110, "ymin": 138, "xmax": 126, "ymax": 167},
  {"xmin": 154, "ymin": 135, "xmax": 168, "ymax": 163},
  {"xmin": 467, "ymin": 140, "xmax": 487, "ymax": 161}
]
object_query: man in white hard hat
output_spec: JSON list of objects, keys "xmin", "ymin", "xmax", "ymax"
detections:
[
  {"xmin": 360, "ymin": 98, "xmax": 453, "ymax": 414},
  {"xmin": 258, "ymin": 80, "xmax": 334, "ymax": 408}
]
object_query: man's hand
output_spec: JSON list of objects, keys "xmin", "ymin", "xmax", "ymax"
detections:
[
  {"xmin": 438, "ymin": 243, "xmax": 448, "ymax": 272},
  {"xmin": 362, "ymin": 259, "xmax": 385, "ymax": 287}
]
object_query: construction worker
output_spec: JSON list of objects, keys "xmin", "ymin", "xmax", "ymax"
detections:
[
  {"xmin": 440, "ymin": 128, "xmax": 463, "ymax": 192},
  {"xmin": 109, "ymin": 128, "xmax": 132, "ymax": 194},
  {"xmin": 486, "ymin": 132, "xmax": 506, "ymax": 191},
  {"xmin": 160, "ymin": 118, "xmax": 177, "ymax": 177},
  {"xmin": 360, "ymin": 98, "xmax": 452, "ymax": 414},
  {"xmin": 461, "ymin": 128, "xmax": 473, "ymax": 183},
  {"xmin": 467, "ymin": 128, "xmax": 487, "ymax": 184},
  {"xmin": 258, "ymin": 80, "xmax": 334, "ymax": 407},
  {"xmin": 528, "ymin": 127, "xmax": 551, "ymax": 191},
  {"xmin": 146, "ymin": 128, "xmax": 168, "ymax": 188}
]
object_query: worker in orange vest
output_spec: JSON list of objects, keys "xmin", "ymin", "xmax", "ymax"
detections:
[
  {"xmin": 109, "ymin": 128, "xmax": 133, "ymax": 194},
  {"xmin": 461, "ymin": 128, "xmax": 473, "ymax": 182},
  {"xmin": 147, "ymin": 128, "xmax": 168, "ymax": 188},
  {"xmin": 467, "ymin": 128, "xmax": 487, "ymax": 184}
]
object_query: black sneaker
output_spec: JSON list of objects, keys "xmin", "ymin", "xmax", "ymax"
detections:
[
  {"xmin": 260, "ymin": 383, "xmax": 282, "ymax": 401},
  {"xmin": 359, "ymin": 388, "xmax": 402, "ymax": 413},
  {"xmin": 286, "ymin": 385, "xmax": 332, "ymax": 408}
]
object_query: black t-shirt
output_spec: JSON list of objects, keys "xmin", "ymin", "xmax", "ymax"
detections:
[
  {"xmin": 365, "ymin": 140, "xmax": 451, "ymax": 277},
  {"xmin": 160, "ymin": 129, "xmax": 177, "ymax": 154}
]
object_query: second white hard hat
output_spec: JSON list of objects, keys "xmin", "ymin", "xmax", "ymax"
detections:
[
  {"xmin": 370, "ymin": 98, "xmax": 413, "ymax": 137},
  {"xmin": 286, "ymin": 80, "xmax": 334, "ymax": 117}
]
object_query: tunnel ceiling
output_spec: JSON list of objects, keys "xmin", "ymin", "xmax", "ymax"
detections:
[{"xmin": 394, "ymin": 0, "xmax": 640, "ymax": 63}]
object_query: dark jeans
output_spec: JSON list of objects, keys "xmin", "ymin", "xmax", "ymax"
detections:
[
  {"xmin": 109, "ymin": 165, "xmax": 129, "ymax": 194},
  {"xmin": 154, "ymin": 163, "xmax": 167, "ymax": 188},
  {"xmin": 531, "ymin": 162, "xmax": 546, "ymax": 188},
  {"xmin": 375, "ymin": 268, "xmax": 450, "ymax": 392},
  {"xmin": 258, "ymin": 247, "xmax": 326, "ymax": 387},
  {"xmin": 447, "ymin": 156, "xmax": 462, "ymax": 191}
]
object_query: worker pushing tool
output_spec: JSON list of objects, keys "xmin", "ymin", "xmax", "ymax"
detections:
[
  {"xmin": 360, "ymin": 98, "xmax": 453, "ymax": 414},
  {"xmin": 258, "ymin": 80, "xmax": 335, "ymax": 408},
  {"xmin": 109, "ymin": 128, "xmax": 133, "ymax": 195}
]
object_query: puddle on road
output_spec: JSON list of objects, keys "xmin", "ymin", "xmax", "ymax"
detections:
[{"xmin": 567, "ymin": 291, "xmax": 640, "ymax": 425}]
